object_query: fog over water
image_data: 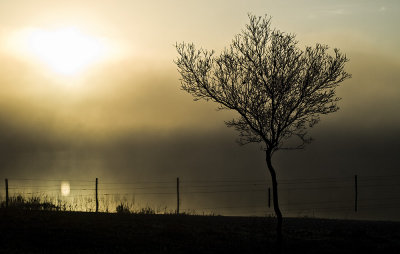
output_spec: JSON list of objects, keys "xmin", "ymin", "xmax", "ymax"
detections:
[{"xmin": 1, "ymin": 56, "xmax": 399, "ymax": 220}]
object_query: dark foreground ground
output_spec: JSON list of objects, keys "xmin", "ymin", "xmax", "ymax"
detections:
[{"xmin": 0, "ymin": 209, "xmax": 399, "ymax": 254}]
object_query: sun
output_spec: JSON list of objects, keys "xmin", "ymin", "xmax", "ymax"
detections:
[{"xmin": 26, "ymin": 27, "xmax": 105, "ymax": 75}]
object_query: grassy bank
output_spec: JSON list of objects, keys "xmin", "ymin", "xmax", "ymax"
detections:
[{"xmin": 1, "ymin": 208, "xmax": 399, "ymax": 253}]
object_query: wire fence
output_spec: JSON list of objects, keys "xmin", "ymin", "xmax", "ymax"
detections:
[{"xmin": 1, "ymin": 174, "xmax": 399, "ymax": 219}]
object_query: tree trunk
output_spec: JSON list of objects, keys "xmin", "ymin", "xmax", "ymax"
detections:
[{"xmin": 266, "ymin": 150, "xmax": 283, "ymax": 254}]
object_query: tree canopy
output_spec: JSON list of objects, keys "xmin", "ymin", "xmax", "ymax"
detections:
[{"xmin": 175, "ymin": 15, "xmax": 350, "ymax": 153}]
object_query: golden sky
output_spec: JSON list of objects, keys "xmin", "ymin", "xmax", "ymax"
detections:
[{"xmin": 0, "ymin": 0, "xmax": 399, "ymax": 136}]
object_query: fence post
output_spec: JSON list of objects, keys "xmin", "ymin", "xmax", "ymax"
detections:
[
  {"xmin": 354, "ymin": 175, "xmax": 358, "ymax": 212},
  {"xmin": 5, "ymin": 179, "xmax": 8, "ymax": 208},
  {"xmin": 268, "ymin": 187, "xmax": 271, "ymax": 208},
  {"xmin": 176, "ymin": 177, "xmax": 180, "ymax": 215},
  {"xmin": 96, "ymin": 178, "xmax": 99, "ymax": 213}
]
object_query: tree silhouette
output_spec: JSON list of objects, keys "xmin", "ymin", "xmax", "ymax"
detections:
[{"xmin": 175, "ymin": 14, "xmax": 351, "ymax": 252}]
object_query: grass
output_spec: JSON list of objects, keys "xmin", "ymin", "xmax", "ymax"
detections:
[
  {"xmin": 0, "ymin": 196, "xmax": 399, "ymax": 253},
  {"xmin": 0, "ymin": 195, "xmax": 62, "ymax": 211},
  {"xmin": 1, "ymin": 194, "xmax": 205, "ymax": 215},
  {"xmin": 1, "ymin": 209, "xmax": 399, "ymax": 253}
]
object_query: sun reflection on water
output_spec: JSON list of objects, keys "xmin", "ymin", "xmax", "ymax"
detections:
[{"xmin": 61, "ymin": 181, "xmax": 70, "ymax": 196}]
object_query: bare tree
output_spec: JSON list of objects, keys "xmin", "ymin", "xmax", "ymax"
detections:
[{"xmin": 175, "ymin": 14, "xmax": 350, "ymax": 252}]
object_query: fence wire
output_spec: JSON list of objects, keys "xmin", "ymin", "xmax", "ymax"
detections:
[{"xmin": 1, "ymin": 174, "xmax": 399, "ymax": 219}]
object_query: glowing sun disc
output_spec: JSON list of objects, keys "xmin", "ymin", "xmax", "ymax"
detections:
[
  {"xmin": 26, "ymin": 27, "xmax": 105, "ymax": 75},
  {"xmin": 61, "ymin": 182, "xmax": 70, "ymax": 196}
]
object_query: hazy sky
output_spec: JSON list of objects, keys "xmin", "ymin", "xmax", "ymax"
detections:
[{"xmin": 0, "ymin": 1, "xmax": 399, "ymax": 219}]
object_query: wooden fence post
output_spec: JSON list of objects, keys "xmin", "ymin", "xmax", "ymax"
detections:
[
  {"xmin": 354, "ymin": 175, "xmax": 358, "ymax": 212},
  {"xmin": 176, "ymin": 177, "xmax": 180, "ymax": 215},
  {"xmin": 5, "ymin": 178, "xmax": 8, "ymax": 208},
  {"xmin": 96, "ymin": 178, "xmax": 99, "ymax": 213}
]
